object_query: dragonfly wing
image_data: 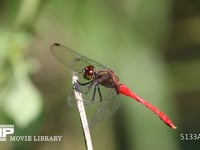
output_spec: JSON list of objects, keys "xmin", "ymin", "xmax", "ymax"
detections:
[
  {"xmin": 67, "ymin": 85, "xmax": 120, "ymax": 128},
  {"xmin": 67, "ymin": 91, "xmax": 101, "ymax": 107},
  {"xmin": 50, "ymin": 43, "xmax": 108, "ymax": 72},
  {"xmin": 89, "ymin": 91, "xmax": 120, "ymax": 128}
]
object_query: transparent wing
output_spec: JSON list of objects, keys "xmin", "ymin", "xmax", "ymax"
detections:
[
  {"xmin": 50, "ymin": 43, "xmax": 108, "ymax": 72},
  {"xmin": 89, "ymin": 90, "xmax": 120, "ymax": 128},
  {"xmin": 67, "ymin": 84, "xmax": 120, "ymax": 128},
  {"xmin": 67, "ymin": 91, "xmax": 101, "ymax": 107},
  {"xmin": 68, "ymin": 84, "xmax": 113, "ymax": 106}
]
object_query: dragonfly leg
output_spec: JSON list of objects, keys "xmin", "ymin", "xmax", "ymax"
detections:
[
  {"xmin": 91, "ymin": 85, "xmax": 97, "ymax": 101},
  {"xmin": 72, "ymin": 81, "xmax": 81, "ymax": 92},
  {"xmin": 97, "ymin": 86, "xmax": 102, "ymax": 102},
  {"xmin": 77, "ymin": 80, "xmax": 95, "ymax": 94},
  {"xmin": 77, "ymin": 80, "xmax": 101, "ymax": 102},
  {"xmin": 91, "ymin": 84, "xmax": 102, "ymax": 102},
  {"xmin": 77, "ymin": 80, "xmax": 92, "ymax": 86}
]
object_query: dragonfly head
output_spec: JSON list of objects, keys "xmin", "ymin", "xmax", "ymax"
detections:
[{"xmin": 82, "ymin": 65, "xmax": 95, "ymax": 80}]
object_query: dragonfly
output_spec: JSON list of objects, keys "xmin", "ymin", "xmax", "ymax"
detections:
[{"xmin": 50, "ymin": 43, "xmax": 177, "ymax": 129}]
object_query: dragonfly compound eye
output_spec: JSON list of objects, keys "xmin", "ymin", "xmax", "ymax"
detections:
[{"xmin": 83, "ymin": 65, "xmax": 95, "ymax": 80}]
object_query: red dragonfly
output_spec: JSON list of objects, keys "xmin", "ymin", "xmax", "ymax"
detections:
[{"xmin": 50, "ymin": 43, "xmax": 177, "ymax": 129}]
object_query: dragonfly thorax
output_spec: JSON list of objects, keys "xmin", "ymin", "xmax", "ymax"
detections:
[{"xmin": 82, "ymin": 65, "xmax": 96, "ymax": 80}]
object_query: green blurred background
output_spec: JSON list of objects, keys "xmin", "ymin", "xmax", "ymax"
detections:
[{"xmin": 0, "ymin": 0, "xmax": 200, "ymax": 150}]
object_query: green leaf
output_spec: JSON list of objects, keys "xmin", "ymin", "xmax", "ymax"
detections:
[{"xmin": 3, "ymin": 77, "xmax": 43, "ymax": 128}]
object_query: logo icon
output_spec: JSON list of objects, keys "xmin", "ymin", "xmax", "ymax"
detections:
[{"xmin": 0, "ymin": 125, "xmax": 14, "ymax": 141}]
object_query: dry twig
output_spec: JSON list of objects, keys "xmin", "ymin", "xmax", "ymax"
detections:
[{"xmin": 72, "ymin": 74, "xmax": 93, "ymax": 150}]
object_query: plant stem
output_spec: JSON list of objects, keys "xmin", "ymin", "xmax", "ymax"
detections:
[{"xmin": 72, "ymin": 74, "xmax": 93, "ymax": 150}]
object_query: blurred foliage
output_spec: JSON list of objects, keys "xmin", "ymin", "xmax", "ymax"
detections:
[{"xmin": 0, "ymin": 0, "xmax": 200, "ymax": 150}]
